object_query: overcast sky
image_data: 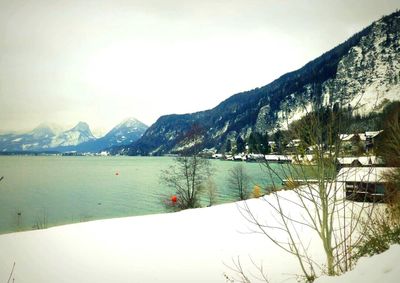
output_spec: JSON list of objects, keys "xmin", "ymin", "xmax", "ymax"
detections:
[{"xmin": 0, "ymin": 0, "xmax": 398, "ymax": 135}]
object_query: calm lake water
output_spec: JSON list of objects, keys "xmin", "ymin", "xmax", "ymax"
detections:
[{"xmin": 0, "ymin": 156, "xmax": 283, "ymax": 234}]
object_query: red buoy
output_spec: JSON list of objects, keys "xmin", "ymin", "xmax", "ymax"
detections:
[{"xmin": 171, "ymin": 195, "xmax": 177, "ymax": 203}]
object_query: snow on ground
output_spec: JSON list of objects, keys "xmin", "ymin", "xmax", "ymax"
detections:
[
  {"xmin": 350, "ymin": 82, "xmax": 400, "ymax": 115},
  {"xmin": 0, "ymin": 192, "xmax": 318, "ymax": 283},
  {"xmin": 0, "ymin": 190, "xmax": 398, "ymax": 283},
  {"xmin": 276, "ymin": 100, "xmax": 313, "ymax": 131},
  {"xmin": 315, "ymin": 245, "xmax": 400, "ymax": 283}
]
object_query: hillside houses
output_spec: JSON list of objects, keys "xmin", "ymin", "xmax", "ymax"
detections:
[{"xmin": 339, "ymin": 131, "xmax": 383, "ymax": 153}]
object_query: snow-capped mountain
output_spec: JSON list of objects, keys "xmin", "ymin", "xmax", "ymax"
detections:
[
  {"xmin": 103, "ymin": 118, "xmax": 148, "ymax": 145},
  {"xmin": 61, "ymin": 118, "xmax": 148, "ymax": 153},
  {"xmin": 49, "ymin": 122, "xmax": 95, "ymax": 148},
  {"xmin": 0, "ymin": 118, "xmax": 148, "ymax": 153},
  {"xmin": 0, "ymin": 124, "xmax": 58, "ymax": 152},
  {"xmin": 0, "ymin": 122, "xmax": 94, "ymax": 152}
]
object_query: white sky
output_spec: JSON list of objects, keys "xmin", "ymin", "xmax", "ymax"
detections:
[{"xmin": 0, "ymin": 0, "xmax": 398, "ymax": 135}]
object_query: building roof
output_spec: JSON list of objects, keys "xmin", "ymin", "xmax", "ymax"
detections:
[
  {"xmin": 337, "ymin": 156, "xmax": 384, "ymax": 166},
  {"xmin": 265, "ymin": 154, "xmax": 291, "ymax": 161},
  {"xmin": 337, "ymin": 167, "xmax": 397, "ymax": 183},
  {"xmin": 365, "ymin": 130, "xmax": 383, "ymax": 138},
  {"xmin": 339, "ymin": 130, "xmax": 383, "ymax": 141}
]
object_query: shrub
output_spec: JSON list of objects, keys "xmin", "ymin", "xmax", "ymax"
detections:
[
  {"xmin": 251, "ymin": 185, "xmax": 263, "ymax": 198},
  {"xmin": 353, "ymin": 212, "xmax": 400, "ymax": 259}
]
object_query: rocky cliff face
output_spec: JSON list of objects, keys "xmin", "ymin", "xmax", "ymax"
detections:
[{"xmin": 119, "ymin": 11, "xmax": 400, "ymax": 156}]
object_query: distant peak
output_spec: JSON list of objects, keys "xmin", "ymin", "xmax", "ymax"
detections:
[
  {"xmin": 31, "ymin": 123, "xmax": 61, "ymax": 136},
  {"xmin": 34, "ymin": 123, "xmax": 53, "ymax": 131},
  {"xmin": 123, "ymin": 117, "xmax": 139, "ymax": 122},
  {"xmin": 70, "ymin": 121, "xmax": 91, "ymax": 132},
  {"xmin": 117, "ymin": 117, "xmax": 148, "ymax": 128}
]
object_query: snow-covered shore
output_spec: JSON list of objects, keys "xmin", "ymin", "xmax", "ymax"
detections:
[{"xmin": 0, "ymin": 193, "xmax": 398, "ymax": 282}]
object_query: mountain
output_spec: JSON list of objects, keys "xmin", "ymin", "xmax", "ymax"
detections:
[
  {"xmin": 57, "ymin": 118, "xmax": 148, "ymax": 153},
  {"xmin": 0, "ymin": 124, "xmax": 57, "ymax": 152},
  {"xmin": 49, "ymin": 122, "xmax": 95, "ymax": 148},
  {"xmin": 0, "ymin": 122, "xmax": 94, "ymax": 152},
  {"xmin": 0, "ymin": 118, "xmax": 148, "ymax": 153},
  {"xmin": 104, "ymin": 118, "xmax": 148, "ymax": 145},
  {"xmin": 116, "ymin": 10, "xmax": 400, "ymax": 156}
]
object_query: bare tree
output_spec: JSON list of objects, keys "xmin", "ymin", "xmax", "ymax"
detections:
[
  {"xmin": 161, "ymin": 154, "xmax": 212, "ymax": 209},
  {"xmin": 238, "ymin": 101, "xmax": 377, "ymax": 281},
  {"xmin": 376, "ymin": 101, "xmax": 400, "ymax": 166},
  {"xmin": 7, "ymin": 262, "xmax": 15, "ymax": 283},
  {"xmin": 160, "ymin": 124, "xmax": 213, "ymax": 210},
  {"xmin": 224, "ymin": 256, "xmax": 271, "ymax": 283},
  {"xmin": 228, "ymin": 164, "xmax": 250, "ymax": 200},
  {"xmin": 205, "ymin": 177, "xmax": 218, "ymax": 206}
]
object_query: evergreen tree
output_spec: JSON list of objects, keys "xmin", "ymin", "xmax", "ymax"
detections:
[
  {"xmin": 225, "ymin": 139, "xmax": 232, "ymax": 153},
  {"xmin": 274, "ymin": 130, "xmax": 284, "ymax": 154},
  {"xmin": 247, "ymin": 133, "xmax": 257, "ymax": 153},
  {"xmin": 263, "ymin": 132, "xmax": 271, "ymax": 154},
  {"xmin": 236, "ymin": 136, "xmax": 245, "ymax": 153}
]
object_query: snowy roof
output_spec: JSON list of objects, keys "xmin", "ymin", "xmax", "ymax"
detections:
[
  {"xmin": 358, "ymin": 134, "xmax": 367, "ymax": 141},
  {"xmin": 265, "ymin": 154, "xmax": 291, "ymax": 161},
  {"xmin": 337, "ymin": 167, "xmax": 397, "ymax": 183},
  {"xmin": 286, "ymin": 139, "xmax": 301, "ymax": 147},
  {"xmin": 339, "ymin": 133, "xmax": 366, "ymax": 141},
  {"xmin": 294, "ymin": 154, "xmax": 314, "ymax": 162},
  {"xmin": 365, "ymin": 130, "xmax": 383, "ymax": 138},
  {"xmin": 339, "ymin": 131, "xmax": 383, "ymax": 141},
  {"xmin": 339, "ymin": 134, "xmax": 355, "ymax": 141},
  {"xmin": 337, "ymin": 156, "xmax": 383, "ymax": 166}
]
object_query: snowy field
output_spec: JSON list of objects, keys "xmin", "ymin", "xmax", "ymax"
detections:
[{"xmin": 0, "ymin": 191, "xmax": 398, "ymax": 283}]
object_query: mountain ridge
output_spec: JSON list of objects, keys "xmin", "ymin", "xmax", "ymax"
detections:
[
  {"xmin": 117, "ymin": 10, "xmax": 400, "ymax": 156},
  {"xmin": 0, "ymin": 118, "xmax": 148, "ymax": 153}
]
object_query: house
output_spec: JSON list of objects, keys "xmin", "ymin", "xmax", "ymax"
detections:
[
  {"xmin": 292, "ymin": 154, "xmax": 314, "ymax": 164},
  {"xmin": 268, "ymin": 141, "xmax": 276, "ymax": 152},
  {"xmin": 365, "ymin": 131, "xmax": 383, "ymax": 152},
  {"xmin": 211, "ymin": 153, "xmax": 223, "ymax": 159},
  {"xmin": 336, "ymin": 167, "xmax": 395, "ymax": 202},
  {"xmin": 336, "ymin": 156, "xmax": 384, "ymax": 170},
  {"xmin": 246, "ymin": 153, "xmax": 265, "ymax": 162},
  {"xmin": 286, "ymin": 139, "xmax": 301, "ymax": 148},
  {"xmin": 306, "ymin": 144, "xmax": 324, "ymax": 153},
  {"xmin": 264, "ymin": 154, "xmax": 292, "ymax": 163},
  {"xmin": 233, "ymin": 154, "xmax": 246, "ymax": 161},
  {"xmin": 339, "ymin": 131, "xmax": 383, "ymax": 153},
  {"xmin": 285, "ymin": 139, "xmax": 301, "ymax": 154}
]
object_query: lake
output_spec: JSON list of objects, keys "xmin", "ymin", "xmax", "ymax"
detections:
[{"xmin": 0, "ymin": 156, "xmax": 283, "ymax": 234}]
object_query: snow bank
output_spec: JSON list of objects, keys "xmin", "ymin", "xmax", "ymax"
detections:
[
  {"xmin": 315, "ymin": 245, "xmax": 400, "ymax": 283},
  {"xmin": 0, "ymin": 190, "xmax": 398, "ymax": 283},
  {"xmin": 0, "ymin": 196, "xmax": 303, "ymax": 283},
  {"xmin": 0, "ymin": 196, "xmax": 290, "ymax": 283}
]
